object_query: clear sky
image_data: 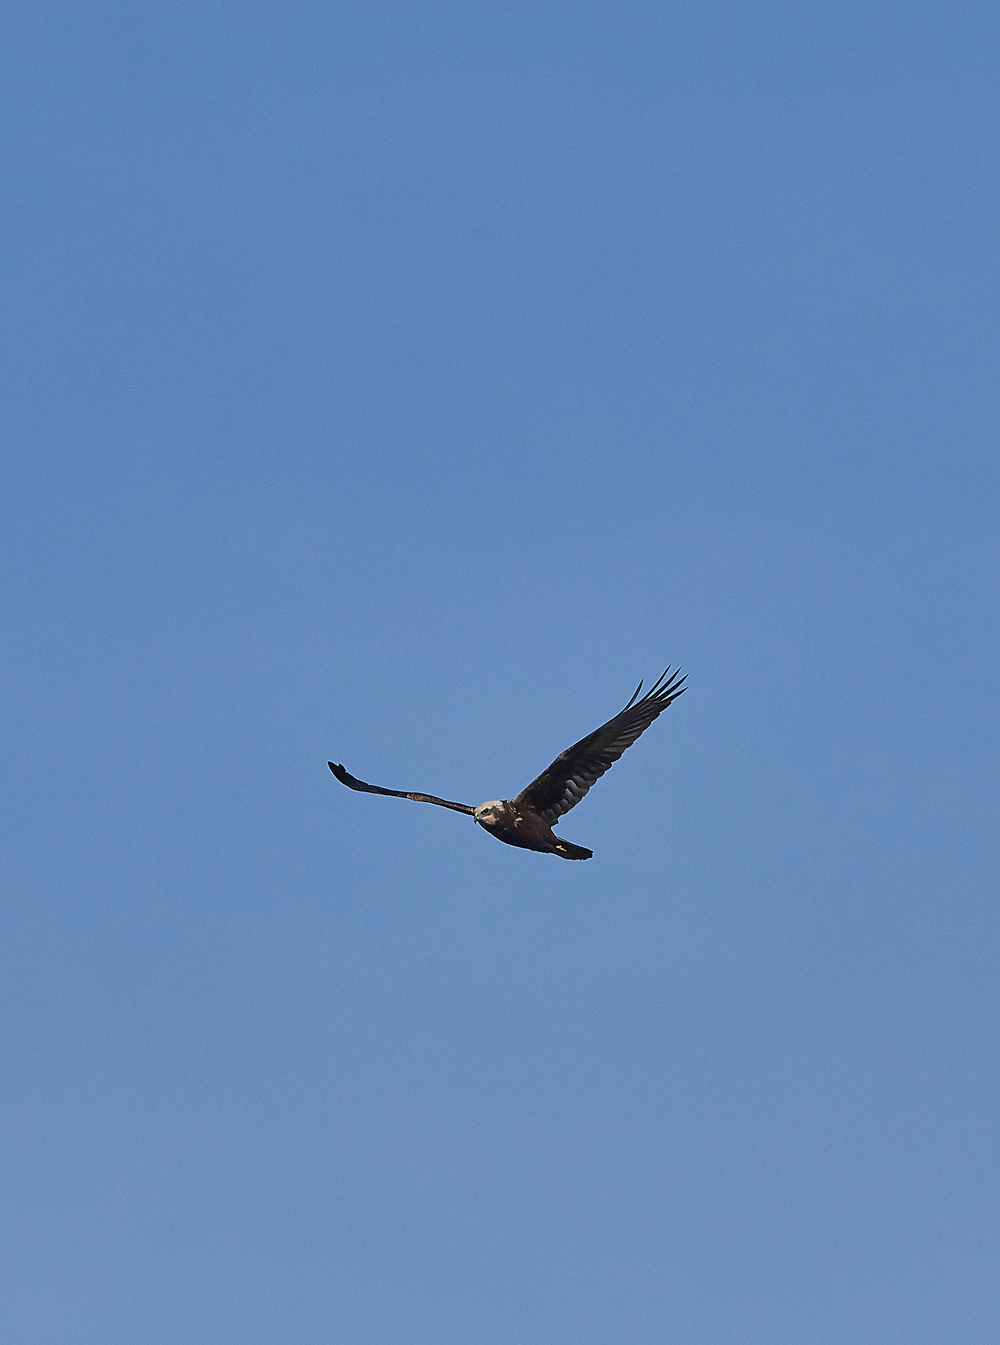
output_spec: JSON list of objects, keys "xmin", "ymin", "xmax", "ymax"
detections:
[{"xmin": 3, "ymin": 2, "xmax": 998, "ymax": 1341}]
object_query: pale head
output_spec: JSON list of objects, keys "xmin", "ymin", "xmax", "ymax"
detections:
[{"xmin": 473, "ymin": 801, "xmax": 505, "ymax": 825}]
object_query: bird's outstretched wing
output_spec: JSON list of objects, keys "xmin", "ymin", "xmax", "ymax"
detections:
[
  {"xmin": 328, "ymin": 762, "xmax": 475, "ymax": 815},
  {"xmin": 513, "ymin": 668, "xmax": 686, "ymax": 825}
]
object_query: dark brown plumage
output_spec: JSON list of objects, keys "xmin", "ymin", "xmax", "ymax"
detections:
[{"xmin": 329, "ymin": 667, "xmax": 686, "ymax": 859}]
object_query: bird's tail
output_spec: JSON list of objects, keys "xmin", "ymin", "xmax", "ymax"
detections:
[{"xmin": 553, "ymin": 837, "xmax": 593, "ymax": 860}]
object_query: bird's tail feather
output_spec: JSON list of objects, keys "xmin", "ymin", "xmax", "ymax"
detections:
[{"xmin": 553, "ymin": 838, "xmax": 593, "ymax": 860}]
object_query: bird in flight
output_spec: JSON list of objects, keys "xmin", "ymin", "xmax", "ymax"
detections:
[{"xmin": 329, "ymin": 667, "xmax": 686, "ymax": 860}]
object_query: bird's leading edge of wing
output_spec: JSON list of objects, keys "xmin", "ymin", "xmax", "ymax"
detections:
[{"xmin": 328, "ymin": 763, "xmax": 474, "ymax": 814}]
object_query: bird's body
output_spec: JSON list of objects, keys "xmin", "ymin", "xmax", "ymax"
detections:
[
  {"xmin": 471, "ymin": 800, "xmax": 595, "ymax": 860},
  {"xmin": 329, "ymin": 667, "xmax": 686, "ymax": 860}
]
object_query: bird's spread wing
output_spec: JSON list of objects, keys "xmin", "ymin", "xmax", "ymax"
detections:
[
  {"xmin": 513, "ymin": 668, "xmax": 686, "ymax": 824},
  {"xmin": 328, "ymin": 762, "xmax": 475, "ymax": 815}
]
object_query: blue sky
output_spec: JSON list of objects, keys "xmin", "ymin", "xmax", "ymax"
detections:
[{"xmin": 3, "ymin": 2, "xmax": 998, "ymax": 1341}]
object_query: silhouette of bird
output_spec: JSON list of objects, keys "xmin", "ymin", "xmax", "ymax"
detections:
[{"xmin": 329, "ymin": 668, "xmax": 686, "ymax": 860}]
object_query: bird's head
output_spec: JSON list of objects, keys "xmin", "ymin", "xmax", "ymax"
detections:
[{"xmin": 473, "ymin": 801, "xmax": 505, "ymax": 826}]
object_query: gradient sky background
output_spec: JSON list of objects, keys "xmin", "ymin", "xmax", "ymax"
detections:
[{"xmin": 3, "ymin": 2, "xmax": 998, "ymax": 1341}]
